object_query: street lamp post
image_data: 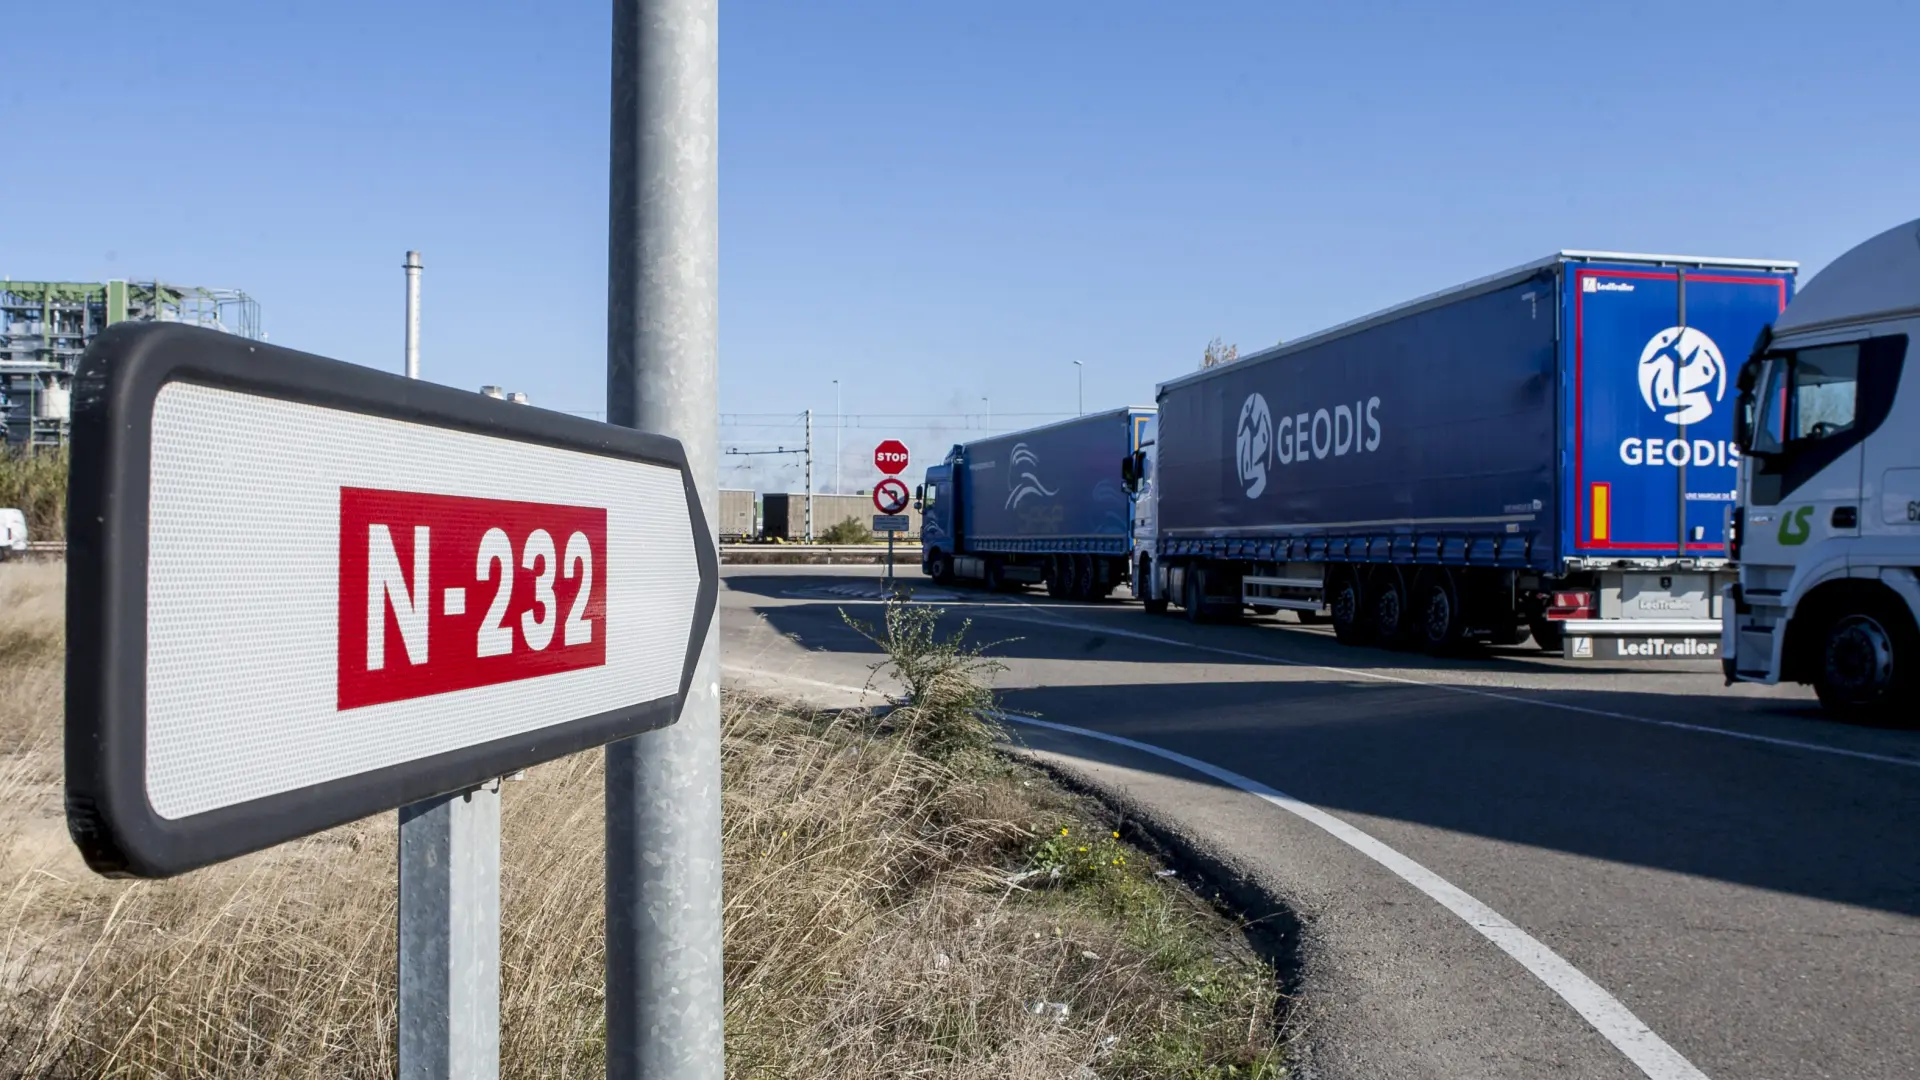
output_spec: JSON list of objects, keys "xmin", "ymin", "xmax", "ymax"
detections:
[
  {"xmin": 833, "ymin": 379, "xmax": 841, "ymax": 495},
  {"xmin": 1073, "ymin": 360, "xmax": 1083, "ymax": 415},
  {"xmin": 982, "ymin": 395, "xmax": 990, "ymax": 430}
]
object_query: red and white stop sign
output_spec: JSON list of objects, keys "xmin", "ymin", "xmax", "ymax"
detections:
[{"xmin": 873, "ymin": 439, "xmax": 909, "ymax": 475}]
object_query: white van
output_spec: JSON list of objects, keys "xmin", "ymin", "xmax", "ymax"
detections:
[{"xmin": 0, "ymin": 509, "xmax": 26, "ymax": 560}]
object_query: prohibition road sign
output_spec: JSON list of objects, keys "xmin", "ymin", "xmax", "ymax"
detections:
[
  {"xmin": 63, "ymin": 323, "xmax": 718, "ymax": 877},
  {"xmin": 873, "ymin": 477, "xmax": 911, "ymax": 514},
  {"xmin": 873, "ymin": 439, "xmax": 909, "ymax": 475}
]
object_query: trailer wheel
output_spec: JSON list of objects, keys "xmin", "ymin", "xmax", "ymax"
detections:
[
  {"xmin": 1416, "ymin": 572, "xmax": 1465, "ymax": 655},
  {"xmin": 1073, "ymin": 555, "xmax": 1098, "ymax": 601},
  {"xmin": 1140, "ymin": 556, "xmax": 1169, "ymax": 614},
  {"xmin": 1372, "ymin": 571, "xmax": 1415, "ymax": 649},
  {"xmin": 1812, "ymin": 592, "xmax": 1919, "ymax": 725},
  {"xmin": 1528, "ymin": 617, "xmax": 1564, "ymax": 654},
  {"xmin": 1330, "ymin": 572, "xmax": 1371, "ymax": 645},
  {"xmin": 1045, "ymin": 555, "xmax": 1069, "ymax": 599},
  {"xmin": 983, "ymin": 557, "xmax": 1005, "ymax": 592}
]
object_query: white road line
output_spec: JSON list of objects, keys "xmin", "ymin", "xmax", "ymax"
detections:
[
  {"xmin": 1005, "ymin": 713, "xmax": 1712, "ymax": 1080},
  {"xmin": 719, "ymin": 662, "xmax": 1711, "ymax": 1080},
  {"xmin": 982, "ymin": 606, "xmax": 1920, "ymax": 771}
]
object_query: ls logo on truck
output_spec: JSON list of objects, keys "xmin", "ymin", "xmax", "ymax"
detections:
[
  {"xmin": 1235, "ymin": 394, "xmax": 1274, "ymax": 498},
  {"xmin": 1638, "ymin": 327, "xmax": 1726, "ymax": 425},
  {"xmin": 1777, "ymin": 505, "xmax": 1814, "ymax": 545}
]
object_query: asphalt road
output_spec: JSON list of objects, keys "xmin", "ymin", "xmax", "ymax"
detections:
[{"xmin": 718, "ymin": 564, "xmax": 1920, "ymax": 1080}]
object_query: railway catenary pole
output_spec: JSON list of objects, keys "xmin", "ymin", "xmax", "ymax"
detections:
[{"xmin": 604, "ymin": 0, "xmax": 725, "ymax": 1076}]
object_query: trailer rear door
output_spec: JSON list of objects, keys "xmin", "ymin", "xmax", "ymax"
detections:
[{"xmin": 1568, "ymin": 264, "xmax": 1790, "ymax": 556}]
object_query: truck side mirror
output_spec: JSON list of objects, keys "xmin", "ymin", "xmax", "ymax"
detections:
[{"xmin": 1119, "ymin": 455, "xmax": 1136, "ymax": 486}]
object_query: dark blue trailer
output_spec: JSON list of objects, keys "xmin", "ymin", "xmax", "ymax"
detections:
[
  {"xmin": 1128, "ymin": 250, "xmax": 1796, "ymax": 657},
  {"xmin": 920, "ymin": 407, "xmax": 1154, "ymax": 597}
]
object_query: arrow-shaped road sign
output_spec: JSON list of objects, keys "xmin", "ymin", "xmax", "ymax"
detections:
[{"xmin": 63, "ymin": 323, "xmax": 718, "ymax": 878}]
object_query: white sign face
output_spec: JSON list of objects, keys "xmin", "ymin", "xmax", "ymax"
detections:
[
  {"xmin": 144, "ymin": 383, "xmax": 700, "ymax": 819},
  {"xmin": 63, "ymin": 323, "xmax": 716, "ymax": 877}
]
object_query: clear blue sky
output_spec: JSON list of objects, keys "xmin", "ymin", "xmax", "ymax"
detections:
[{"xmin": 7, "ymin": 1, "xmax": 1915, "ymax": 492}]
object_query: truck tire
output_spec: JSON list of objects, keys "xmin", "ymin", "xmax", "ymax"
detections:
[
  {"xmin": 1073, "ymin": 555, "xmax": 1098, "ymax": 601},
  {"xmin": 1330, "ymin": 572, "xmax": 1371, "ymax": 645},
  {"xmin": 1045, "ymin": 555, "xmax": 1069, "ymax": 599},
  {"xmin": 1184, "ymin": 568, "xmax": 1209, "ymax": 623},
  {"xmin": 1372, "ymin": 571, "xmax": 1415, "ymax": 650},
  {"xmin": 1528, "ymin": 617, "xmax": 1564, "ymax": 654},
  {"xmin": 983, "ymin": 558, "xmax": 1005, "ymax": 592},
  {"xmin": 1416, "ymin": 572, "xmax": 1466, "ymax": 655},
  {"xmin": 1140, "ymin": 556, "xmax": 1169, "ymax": 614},
  {"xmin": 927, "ymin": 549, "xmax": 954, "ymax": 585},
  {"xmin": 1812, "ymin": 595, "xmax": 1919, "ymax": 725}
]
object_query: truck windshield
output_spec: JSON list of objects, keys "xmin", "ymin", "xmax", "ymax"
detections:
[{"xmin": 1750, "ymin": 343, "xmax": 1859, "ymax": 454}]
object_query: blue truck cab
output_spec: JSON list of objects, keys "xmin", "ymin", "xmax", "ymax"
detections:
[{"xmin": 920, "ymin": 407, "xmax": 1155, "ymax": 598}]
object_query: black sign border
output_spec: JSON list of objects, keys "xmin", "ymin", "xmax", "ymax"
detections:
[{"xmin": 65, "ymin": 322, "xmax": 719, "ymax": 878}]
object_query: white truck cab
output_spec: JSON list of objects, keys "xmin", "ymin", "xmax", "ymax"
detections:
[{"xmin": 1724, "ymin": 217, "xmax": 1920, "ymax": 720}]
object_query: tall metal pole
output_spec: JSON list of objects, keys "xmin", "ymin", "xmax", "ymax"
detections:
[
  {"xmin": 398, "ymin": 251, "xmax": 503, "ymax": 1080},
  {"xmin": 804, "ymin": 408, "xmax": 814, "ymax": 543},
  {"xmin": 833, "ymin": 379, "xmax": 841, "ymax": 496},
  {"xmin": 404, "ymin": 251, "xmax": 423, "ymax": 380},
  {"xmin": 1074, "ymin": 360, "xmax": 1084, "ymax": 415},
  {"xmin": 983, "ymin": 395, "xmax": 990, "ymax": 430},
  {"xmin": 605, "ymin": 1, "xmax": 723, "ymax": 1077}
]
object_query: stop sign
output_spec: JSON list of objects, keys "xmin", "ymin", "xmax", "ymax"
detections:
[{"xmin": 873, "ymin": 439, "xmax": 909, "ymax": 475}]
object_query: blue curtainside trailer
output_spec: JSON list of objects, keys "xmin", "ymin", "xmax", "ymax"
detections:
[
  {"xmin": 920, "ymin": 407, "xmax": 1154, "ymax": 597},
  {"xmin": 1128, "ymin": 251, "xmax": 1797, "ymax": 658}
]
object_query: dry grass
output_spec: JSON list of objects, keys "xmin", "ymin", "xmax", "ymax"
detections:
[
  {"xmin": 0, "ymin": 565, "xmax": 1282, "ymax": 1078},
  {"xmin": 0, "ymin": 452, "xmax": 66, "ymax": 542}
]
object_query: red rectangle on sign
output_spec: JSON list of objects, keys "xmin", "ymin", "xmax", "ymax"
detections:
[{"xmin": 338, "ymin": 488, "xmax": 608, "ymax": 710}]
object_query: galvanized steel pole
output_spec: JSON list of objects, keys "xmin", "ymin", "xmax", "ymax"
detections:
[
  {"xmin": 397, "ymin": 250, "xmax": 503, "ymax": 1080},
  {"xmin": 404, "ymin": 251, "xmax": 422, "ymax": 380},
  {"xmin": 604, "ymin": 1, "xmax": 724, "ymax": 1077}
]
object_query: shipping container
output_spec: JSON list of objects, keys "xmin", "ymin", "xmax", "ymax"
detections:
[
  {"xmin": 761, "ymin": 492, "xmax": 920, "ymax": 541},
  {"xmin": 718, "ymin": 488, "xmax": 757, "ymax": 542},
  {"xmin": 920, "ymin": 407, "xmax": 1155, "ymax": 596},
  {"xmin": 1131, "ymin": 251, "xmax": 1796, "ymax": 657}
]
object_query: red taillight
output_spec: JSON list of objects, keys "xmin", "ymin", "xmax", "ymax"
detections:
[{"xmin": 1546, "ymin": 591, "xmax": 1594, "ymax": 620}]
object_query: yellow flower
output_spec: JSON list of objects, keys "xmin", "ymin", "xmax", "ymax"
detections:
[
  {"xmin": 1060, "ymin": 827, "xmax": 1070, "ymax": 836},
  {"xmin": 1112, "ymin": 831, "xmax": 1120, "ymax": 838}
]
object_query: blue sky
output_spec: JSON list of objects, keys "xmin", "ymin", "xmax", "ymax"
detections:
[{"xmin": 6, "ymin": 1, "xmax": 1916, "ymax": 492}]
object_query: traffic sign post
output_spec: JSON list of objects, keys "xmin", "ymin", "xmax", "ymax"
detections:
[
  {"xmin": 872, "ymin": 465, "xmax": 911, "ymax": 587},
  {"xmin": 62, "ymin": 321, "xmax": 719, "ymax": 1066},
  {"xmin": 874, "ymin": 438, "xmax": 909, "ymax": 475}
]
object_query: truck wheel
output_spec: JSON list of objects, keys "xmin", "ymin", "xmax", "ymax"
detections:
[
  {"xmin": 983, "ymin": 558, "xmax": 1005, "ymax": 592},
  {"xmin": 1073, "ymin": 555, "xmax": 1098, "ymax": 601},
  {"xmin": 927, "ymin": 549, "xmax": 954, "ymax": 585},
  {"xmin": 1372, "ymin": 571, "xmax": 1414, "ymax": 649},
  {"xmin": 1045, "ymin": 555, "xmax": 1069, "ymax": 599},
  {"xmin": 1813, "ymin": 596, "xmax": 1919, "ymax": 724},
  {"xmin": 1184, "ymin": 569, "xmax": 1209, "ymax": 623},
  {"xmin": 1528, "ymin": 617, "xmax": 1564, "ymax": 654},
  {"xmin": 1331, "ymin": 574, "xmax": 1371, "ymax": 645},
  {"xmin": 1416, "ymin": 574, "xmax": 1465, "ymax": 655},
  {"xmin": 1139, "ymin": 557, "xmax": 1169, "ymax": 614}
]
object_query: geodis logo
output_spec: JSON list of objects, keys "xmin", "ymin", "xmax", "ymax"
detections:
[
  {"xmin": 1618, "ymin": 326, "xmax": 1740, "ymax": 470},
  {"xmin": 1234, "ymin": 391, "xmax": 1382, "ymax": 499}
]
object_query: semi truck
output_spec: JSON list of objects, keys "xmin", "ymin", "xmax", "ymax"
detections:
[
  {"xmin": 1126, "ymin": 250, "xmax": 1797, "ymax": 657},
  {"xmin": 1723, "ymin": 217, "xmax": 1918, "ymax": 719},
  {"xmin": 920, "ymin": 407, "xmax": 1154, "ymax": 597}
]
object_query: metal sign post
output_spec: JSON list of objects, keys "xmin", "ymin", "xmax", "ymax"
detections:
[
  {"xmin": 61, "ymin": 323, "xmax": 717, "ymax": 1076},
  {"xmin": 873, "ymin": 475, "xmax": 911, "ymax": 590},
  {"xmin": 605, "ymin": 0, "xmax": 724, "ymax": 1076}
]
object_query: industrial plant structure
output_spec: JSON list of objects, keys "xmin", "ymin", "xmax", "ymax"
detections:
[{"xmin": 0, "ymin": 279, "xmax": 262, "ymax": 450}]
